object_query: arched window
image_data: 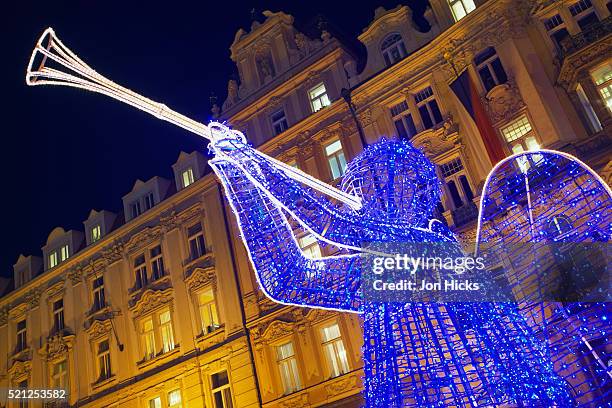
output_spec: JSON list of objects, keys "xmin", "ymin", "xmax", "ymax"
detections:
[
  {"xmin": 547, "ymin": 215, "xmax": 573, "ymax": 238},
  {"xmin": 381, "ymin": 33, "xmax": 407, "ymax": 67}
]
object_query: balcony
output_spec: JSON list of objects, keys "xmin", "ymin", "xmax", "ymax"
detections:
[{"xmin": 559, "ymin": 16, "xmax": 612, "ymax": 60}]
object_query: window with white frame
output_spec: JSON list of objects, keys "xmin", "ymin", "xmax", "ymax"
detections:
[
  {"xmin": 144, "ymin": 192, "xmax": 155, "ymax": 211},
  {"xmin": 168, "ymin": 389, "xmax": 183, "ymax": 408},
  {"xmin": 500, "ymin": 115, "xmax": 540, "ymax": 154},
  {"xmin": 474, "ymin": 47, "xmax": 508, "ymax": 92},
  {"xmin": 16, "ymin": 319, "xmax": 27, "ymax": 352},
  {"xmin": 131, "ymin": 200, "xmax": 142, "ymax": 219},
  {"xmin": 439, "ymin": 157, "xmax": 474, "ymax": 210},
  {"xmin": 277, "ymin": 341, "xmax": 301, "ymax": 394},
  {"xmin": 211, "ymin": 370, "xmax": 233, "ymax": 408},
  {"xmin": 569, "ymin": 0, "xmax": 599, "ymax": 30},
  {"xmin": 148, "ymin": 397, "xmax": 162, "ymax": 408},
  {"xmin": 92, "ymin": 276, "xmax": 106, "ymax": 311},
  {"xmin": 150, "ymin": 245, "xmax": 165, "ymax": 281},
  {"xmin": 53, "ymin": 299, "xmax": 65, "ymax": 333},
  {"xmin": 271, "ymin": 109, "xmax": 289, "ymax": 135},
  {"xmin": 324, "ymin": 139, "xmax": 347, "ymax": 180},
  {"xmin": 159, "ymin": 309, "xmax": 175, "ymax": 353},
  {"xmin": 415, "ymin": 87, "xmax": 443, "ymax": 129},
  {"xmin": 142, "ymin": 317, "xmax": 156, "ymax": 360},
  {"xmin": 390, "ymin": 100, "xmax": 417, "ymax": 139},
  {"xmin": 96, "ymin": 339, "xmax": 112, "ymax": 381},
  {"xmin": 51, "ymin": 360, "xmax": 68, "ymax": 389},
  {"xmin": 188, "ymin": 223, "xmax": 206, "ymax": 260},
  {"xmin": 543, "ymin": 14, "xmax": 569, "ymax": 52},
  {"xmin": 60, "ymin": 245, "xmax": 69, "ymax": 262},
  {"xmin": 298, "ymin": 235, "xmax": 322, "ymax": 258},
  {"xmin": 91, "ymin": 225, "xmax": 101, "ymax": 243},
  {"xmin": 198, "ymin": 288, "xmax": 220, "ymax": 335},
  {"xmin": 448, "ymin": 0, "xmax": 476, "ymax": 21},
  {"xmin": 182, "ymin": 168, "xmax": 195, "ymax": 188},
  {"xmin": 381, "ymin": 33, "xmax": 408, "ymax": 66},
  {"xmin": 321, "ymin": 322, "xmax": 350, "ymax": 378},
  {"xmin": 591, "ymin": 64, "xmax": 612, "ymax": 112},
  {"xmin": 309, "ymin": 83, "xmax": 331, "ymax": 112},
  {"xmin": 134, "ymin": 254, "xmax": 148, "ymax": 289},
  {"xmin": 49, "ymin": 251, "xmax": 58, "ymax": 269}
]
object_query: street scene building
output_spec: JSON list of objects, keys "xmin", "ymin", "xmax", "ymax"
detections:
[{"xmin": 1, "ymin": 0, "xmax": 611, "ymax": 407}]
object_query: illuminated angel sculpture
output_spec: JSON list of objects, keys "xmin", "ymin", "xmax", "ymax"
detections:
[{"xmin": 25, "ymin": 29, "xmax": 610, "ymax": 407}]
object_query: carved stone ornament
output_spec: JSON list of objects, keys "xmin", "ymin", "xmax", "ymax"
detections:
[
  {"xmin": 129, "ymin": 288, "xmax": 174, "ymax": 318},
  {"xmin": 305, "ymin": 308, "xmax": 338, "ymax": 324},
  {"xmin": 412, "ymin": 128, "xmax": 458, "ymax": 158},
  {"xmin": 24, "ymin": 289, "xmax": 41, "ymax": 309},
  {"xmin": 40, "ymin": 333, "xmax": 73, "ymax": 362},
  {"xmin": 101, "ymin": 240, "xmax": 125, "ymax": 266},
  {"xmin": 160, "ymin": 204, "xmax": 203, "ymax": 232},
  {"xmin": 67, "ymin": 264, "xmax": 84, "ymax": 285},
  {"xmin": 0, "ymin": 307, "xmax": 8, "ymax": 326},
  {"xmin": 9, "ymin": 302, "xmax": 29, "ymax": 320},
  {"xmin": 304, "ymin": 70, "xmax": 322, "ymax": 88},
  {"xmin": 124, "ymin": 226, "xmax": 163, "ymax": 254},
  {"xmin": 325, "ymin": 374, "xmax": 358, "ymax": 397},
  {"xmin": 8, "ymin": 360, "xmax": 32, "ymax": 382},
  {"xmin": 279, "ymin": 393, "xmax": 310, "ymax": 408},
  {"xmin": 85, "ymin": 319, "xmax": 112, "ymax": 341},
  {"xmin": 185, "ymin": 267, "xmax": 217, "ymax": 292},
  {"xmin": 483, "ymin": 79, "xmax": 526, "ymax": 124},
  {"xmin": 46, "ymin": 280, "xmax": 66, "ymax": 299},
  {"xmin": 260, "ymin": 320, "xmax": 294, "ymax": 343}
]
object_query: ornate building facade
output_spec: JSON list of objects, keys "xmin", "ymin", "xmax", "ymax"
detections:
[{"xmin": 1, "ymin": 0, "xmax": 610, "ymax": 407}]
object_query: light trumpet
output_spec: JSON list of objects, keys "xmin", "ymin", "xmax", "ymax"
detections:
[{"xmin": 26, "ymin": 28, "xmax": 362, "ymax": 210}]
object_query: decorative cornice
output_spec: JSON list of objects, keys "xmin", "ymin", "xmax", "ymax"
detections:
[
  {"xmin": 0, "ymin": 307, "xmax": 8, "ymax": 326},
  {"xmin": 85, "ymin": 319, "xmax": 112, "ymax": 341},
  {"xmin": 101, "ymin": 240, "xmax": 125, "ymax": 266},
  {"xmin": 279, "ymin": 393, "xmax": 310, "ymax": 408},
  {"xmin": 325, "ymin": 374, "xmax": 358, "ymax": 398},
  {"xmin": 8, "ymin": 360, "xmax": 32, "ymax": 382}
]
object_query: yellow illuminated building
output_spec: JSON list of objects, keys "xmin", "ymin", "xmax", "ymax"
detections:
[{"xmin": 1, "ymin": 0, "xmax": 611, "ymax": 407}]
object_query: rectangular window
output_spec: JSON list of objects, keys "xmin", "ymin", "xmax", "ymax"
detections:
[
  {"xmin": 18, "ymin": 380, "xmax": 28, "ymax": 408},
  {"xmin": 390, "ymin": 101, "xmax": 417, "ymax": 139},
  {"xmin": 211, "ymin": 371, "xmax": 233, "ymax": 408},
  {"xmin": 198, "ymin": 289, "xmax": 220, "ymax": 335},
  {"xmin": 97, "ymin": 339, "xmax": 111, "ymax": 381},
  {"xmin": 298, "ymin": 235, "xmax": 322, "ymax": 258},
  {"xmin": 142, "ymin": 317, "xmax": 156, "ymax": 360},
  {"xmin": 438, "ymin": 157, "xmax": 474, "ymax": 210},
  {"xmin": 91, "ymin": 225, "xmax": 101, "ymax": 243},
  {"xmin": 168, "ymin": 389, "xmax": 183, "ymax": 408},
  {"xmin": 544, "ymin": 14, "xmax": 569, "ymax": 52},
  {"xmin": 575, "ymin": 84, "xmax": 603, "ymax": 132},
  {"xmin": 134, "ymin": 254, "xmax": 148, "ymax": 289},
  {"xmin": 501, "ymin": 115, "xmax": 541, "ymax": 170},
  {"xmin": 474, "ymin": 47, "xmax": 508, "ymax": 92},
  {"xmin": 148, "ymin": 397, "xmax": 162, "ymax": 408},
  {"xmin": 324, "ymin": 139, "xmax": 347, "ymax": 180},
  {"xmin": 53, "ymin": 299, "xmax": 65, "ymax": 332},
  {"xmin": 188, "ymin": 223, "xmax": 206, "ymax": 260},
  {"xmin": 448, "ymin": 0, "xmax": 476, "ymax": 21},
  {"xmin": 309, "ymin": 83, "xmax": 331, "ymax": 112},
  {"xmin": 150, "ymin": 245, "xmax": 165, "ymax": 280},
  {"xmin": 277, "ymin": 341, "xmax": 301, "ymax": 394},
  {"xmin": 51, "ymin": 360, "xmax": 68, "ymax": 389},
  {"xmin": 415, "ymin": 87, "xmax": 443, "ymax": 129},
  {"xmin": 49, "ymin": 251, "xmax": 58, "ymax": 269},
  {"xmin": 182, "ymin": 168, "xmax": 195, "ymax": 188},
  {"xmin": 271, "ymin": 109, "xmax": 289, "ymax": 135},
  {"xmin": 92, "ymin": 276, "xmax": 105, "ymax": 311},
  {"xmin": 501, "ymin": 115, "xmax": 532, "ymax": 143},
  {"xmin": 144, "ymin": 193, "xmax": 155, "ymax": 210},
  {"xmin": 16, "ymin": 319, "xmax": 27, "ymax": 352},
  {"xmin": 569, "ymin": 0, "xmax": 593, "ymax": 16},
  {"xmin": 159, "ymin": 310, "xmax": 175, "ymax": 353},
  {"xmin": 131, "ymin": 200, "xmax": 142, "ymax": 219},
  {"xmin": 591, "ymin": 64, "xmax": 612, "ymax": 112},
  {"xmin": 60, "ymin": 245, "xmax": 69, "ymax": 262},
  {"xmin": 321, "ymin": 323, "xmax": 350, "ymax": 378}
]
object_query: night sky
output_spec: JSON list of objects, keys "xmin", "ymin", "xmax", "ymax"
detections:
[{"xmin": 2, "ymin": 1, "xmax": 427, "ymax": 278}]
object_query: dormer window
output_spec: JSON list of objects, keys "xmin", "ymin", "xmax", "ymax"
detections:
[
  {"xmin": 449, "ymin": 0, "xmax": 476, "ymax": 21},
  {"xmin": 381, "ymin": 33, "xmax": 407, "ymax": 67},
  {"xmin": 60, "ymin": 244, "xmax": 69, "ymax": 262},
  {"xmin": 309, "ymin": 83, "xmax": 331, "ymax": 112},
  {"xmin": 131, "ymin": 201, "xmax": 142, "ymax": 219},
  {"xmin": 144, "ymin": 192, "xmax": 155, "ymax": 210},
  {"xmin": 182, "ymin": 168, "xmax": 194, "ymax": 188},
  {"xmin": 91, "ymin": 225, "xmax": 101, "ymax": 243},
  {"xmin": 49, "ymin": 251, "xmax": 59, "ymax": 269}
]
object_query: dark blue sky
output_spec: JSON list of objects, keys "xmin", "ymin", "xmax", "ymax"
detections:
[{"xmin": 2, "ymin": 1, "xmax": 427, "ymax": 278}]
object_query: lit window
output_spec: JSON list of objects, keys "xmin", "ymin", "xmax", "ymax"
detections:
[
  {"xmin": 298, "ymin": 235, "xmax": 322, "ymax": 258},
  {"xmin": 142, "ymin": 317, "xmax": 156, "ymax": 360},
  {"xmin": 92, "ymin": 276, "xmax": 105, "ymax": 311},
  {"xmin": 60, "ymin": 244, "xmax": 69, "ymax": 262},
  {"xmin": 49, "ymin": 251, "xmax": 58, "ymax": 269},
  {"xmin": 474, "ymin": 47, "xmax": 508, "ymax": 92},
  {"xmin": 182, "ymin": 168, "xmax": 194, "ymax": 188},
  {"xmin": 131, "ymin": 200, "xmax": 142, "ymax": 219},
  {"xmin": 438, "ymin": 158, "xmax": 474, "ymax": 210},
  {"xmin": 144, "ymin": 192, "xmax": 155, "ymax": 211},
  {"xmin": 188, "ymin": 223, "xmax": 206, "ymax": 260},
  {"xmin": 324, "ymin": 139, "xmax": 347, "ymax": 180},
  {"xmin": 502, "ymin": 115, "xmax": 532, "ymax": 143},
  {"xmin": 51, "ymin": 360, "xmax": 68, "ymax": 389},
  {"xmin": 53, "ymin": 299, "xmax": 65, "ymax": 333},
  {"xmin": 277, "ymin": 341, "xmax": 301, "ymax": 394},
  {"xmin": 16, "ymin": 319, "xmax": 27, "ymax": 352},
  {"xmin": 148, "ymin": 397, "xmax": 162, "ymax": 408},
  {"xmin": 168, "ymin": 389, "xmax": 183, "ymax": 408},
  {"xmin": 591, "ymin": 64, "xmax": 612, "ymax": 112},
  {"xmin": 150, "ymin": 245, "xmax": 165, "ymax": 281},
  {"xmin": 390, "ymin": 100, "xmax": 417, "ymax": 139},
  {"xmin": 96, "ymin": 339, "xmax": 111, "ymax": 381},
  {"xmin": 415, "ymin": 87, "xmax": 443, "ymax": 129},
  {"xmin": 211, "ymin": 371, "xmax": 233, "ymax": 408},
  {"xmin": 271, "ymin": 109, "xmax": 289, "ymax": 135},
  {"xmin": 575, "ymin": 84, "xmax": 602, "ymax": 132},
  {"xmin": 543, "ymin": 14, "xmax": 569, "ymax": 52},
  {"xmin": 448, "ymin": 0, "xmax": 476, "ymax": 21},
  {"xmin": 321, "ymin": 323, "xmax": 350, "ymax": 378},
  {"xmin": 134, "ymin": 254, "xmax": 148, "ymax": 289},
  {"xmin": 381, "ymin": 33, "xmax": 407, "ymax": 66},
  {"xmin": 309, "ymin": 83, "xmax": 331, "ymax": 112},
  {"xmin": 159, "ymin": 310, "xmax": 175, "ymax": 353},
  {"xmin": 198, "ymin": 288, "xmax": 220, "ymax": 335},
  {"xmin": 91, "ymin": 225, "xmax": 101, "ymax": 243}
]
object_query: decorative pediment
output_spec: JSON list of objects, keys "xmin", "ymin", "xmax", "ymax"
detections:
[
  {"xmin": 0, "ymin": 307, "xmax": 8, "ymax": 326},
  {"xmin": 304, "ymin": 308, "xmax": 338, "ymax": 324},
  {"xmin": 46, "ymin": 280, "xmax": 66, "ymax": 300},
  {"xmin": 483, "ymin": 79, "xmax": 526, "ymax": 125},
  {"xmin": 85, "ymin": 319, "xmax": 112, "ymax": 341},
  {"xmin": 185, "ymin": 267, "xmax": 217, "ymax": 292},
  {"xmin": 101, "ymin": 240, "xmax": 125, "ymax": 266},
  {"xmin": 325, "ymin": 373, "xmax": 358, "ymax": 397},
  {"xmin": 124, "ymin": 226, "xmax": 163, "ymax": 254},
  {"xmin": 303, "ymin": 70, "xmax": 322, "ymax": 88},
  {"xmin": 260, "ymin": 320, "xmax": 295, "ymax": 343},
  {"xmin": 160, "ymin": 204, "xmax": 203, "ymax": 232},
  {"xmin": 412, "ymin": 127, "xmax": 459, "ymax": 159},
  {"xmin": 9, "ymin": 302, "xmax": 29, "ymax": 320},
  {"xmin": 129, "ymin": 288, "xmax": 174, "ymax": 318},
  {"xmin": 8, "ymin": 360, "xmax": 32, "ymax": 382},
  {"xmin": 279, "ymin": 393, "xmax": 310, "ymax": 408},
  {"xmin": 40, "ymin": 333, "xmax": 74, "ymax": 362}
]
